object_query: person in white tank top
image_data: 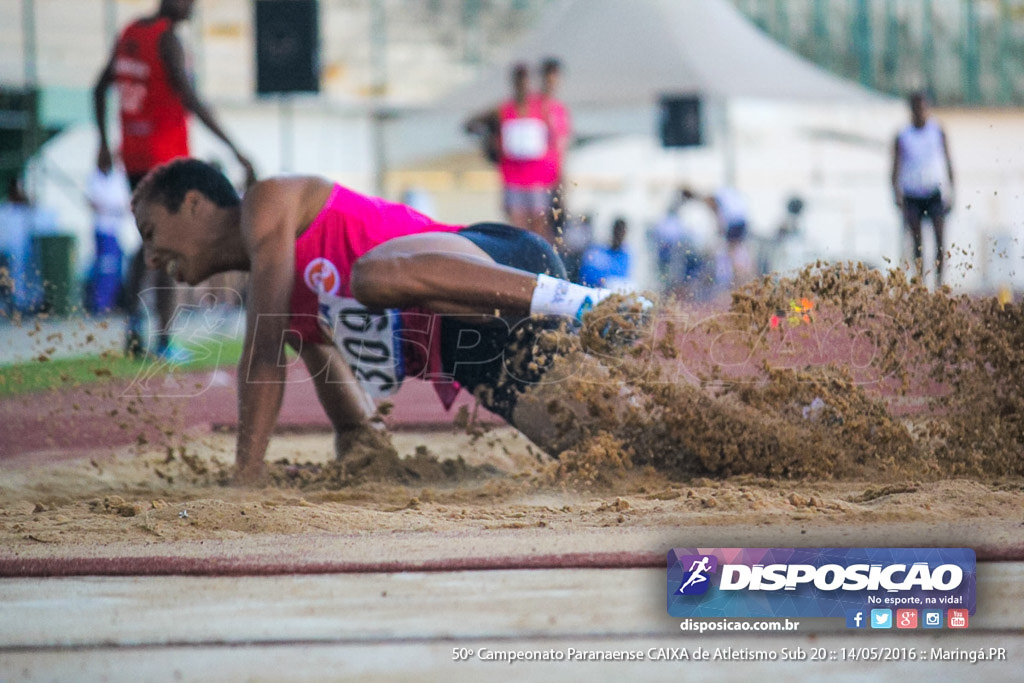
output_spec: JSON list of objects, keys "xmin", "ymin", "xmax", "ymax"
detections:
[{"xmin": 891, "ymin": 92, "xmax": 956, "ymax": 285}]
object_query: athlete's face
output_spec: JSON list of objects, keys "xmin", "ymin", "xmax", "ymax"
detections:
[
  {"xmin": 134, "ymin": 191, "xmax": 212, "ymax": 286},
  {"xmin": 910, "ymin": 97, "xmax": 929, "ymax": 128},
  {"xmin": 542, "ymin": 70, "xmax": 560, "ymax": 95}
]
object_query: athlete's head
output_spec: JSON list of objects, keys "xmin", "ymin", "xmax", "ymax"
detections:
[
  {"xmin": 159, "ymin": 0, "xmax": 195, "ymax": 22},
  {"xmin": 540, "ymin": 57, "xmax": 562, "ymax": 95},
  {"xmin": 132, "ymin": 158, "xmax": 241, "ymax": 285},
  {"xmin": 909, "ymin": 91, "xmax": 930, "ymax": 128},
  {"xmin": 510, "ymin": 62, "xmax": 530, "ymax": 100},
  {"xmin": 611, "ymin": 217, "xmax": 628, "ymax": 251}
]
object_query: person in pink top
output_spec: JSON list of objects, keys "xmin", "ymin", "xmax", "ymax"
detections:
[
  {"xmin": 466, "ymin": 64, "xmax": 556, "ymax": 243},
  {"xmin": 131, "ymin": 158, "xmax": 646, "ymax": 484}
]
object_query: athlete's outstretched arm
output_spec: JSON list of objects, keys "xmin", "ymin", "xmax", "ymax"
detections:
[
  {"xmin": 92, "ymin": 49, "xmax": 116, "ymax": 173},
  {"xmin": 234, "ymin": 182, "xmax": 303, "ymax": 483},
  {"xmin": 159, "ymin": 28, "xmax": 255, "ymax": 185}
]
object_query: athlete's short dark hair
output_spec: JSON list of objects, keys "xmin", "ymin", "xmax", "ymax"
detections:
[
  {"xmin": 132, "ymin": 158, "xmax": 240, "ymax": 213},
  {"xmin": 511, "ymin": 62, "xmax": 529, "ymax": 83},
  {"xmin": 909, "ymin": 90, "xmax": 930, "ymax": 106},
  {"xmin": 541, "ymin": 57, "xmax": 562, "ymax": 76}
]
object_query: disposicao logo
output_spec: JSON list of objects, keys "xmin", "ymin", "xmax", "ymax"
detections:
[{"xmin": 667, "ymin": 548, "xmax": 976, "ymax": 620}]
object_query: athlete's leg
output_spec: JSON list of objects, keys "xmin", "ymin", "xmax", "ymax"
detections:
[
  {"xmin": 510, "ymin": 349, "xmax": 650, "ymax": 456},
  {"xmin": 524, "ymin": 188, "xmax": 556, "ymax": 245},
  {"xmin": 352, "ymin": 231, "xmax": 619, "ymax": 328},
  {"xmin": 351, "ymin": 232, "xmax": 535, "ymax": 314},
  {"xmin": 124, "ymin": 248, "xmax": 148, "ymax": 357},
  {"xmin": 930, "ymin": 212, "xmax": 946, "ymax": 285},
  {"xmin": 903, "ymin": 205, "xmax": 925, "ymax": 279},
  {"xmin": 504, "ymin": 186, "xmax": 538, "ymax": 235},
  {"xmin": 508, "ymin": 207, "xmax": 533, "ymax": 234}
]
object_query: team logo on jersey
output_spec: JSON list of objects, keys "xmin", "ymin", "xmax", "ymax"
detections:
[{"xmin": 304, "ymin": 258, "xmax": 341, "ymax": 296}]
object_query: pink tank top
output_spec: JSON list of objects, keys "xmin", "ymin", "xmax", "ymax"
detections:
[
  {"xmin": 535, "ymin": 94, "xmax": 570, "ymax": 182},
  {"xmin": 498, "ymin": 98, "xmax": 558, "ymax": 188},
  {"xmin": 291, "ymin": 184, "xmax": 463, "ymax": 402}
]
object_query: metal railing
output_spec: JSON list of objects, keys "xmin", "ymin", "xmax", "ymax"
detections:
[{"xmin": 732, "ymin": 0, "xmax": 1024, "ymax": 105}]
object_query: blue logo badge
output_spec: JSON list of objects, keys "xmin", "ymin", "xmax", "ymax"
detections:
[
  {"xmin": 871, "ymin": 609, "xmax": 893, "ymax": 629},
  {"xmin": 922, "ymin": 609, "xmax": 944, "ymax": 629},
  {"xmin": 676, "ymin": 554, "xmax": 718, "ymax": 596},
  {"xmin": 845, "ymin": 609, "xmax": 867, "ymax": 629}
]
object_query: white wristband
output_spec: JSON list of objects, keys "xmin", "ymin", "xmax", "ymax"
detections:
[{"xmin": 529, "ymin": 273, "xmax": 610, "ymax": 320}]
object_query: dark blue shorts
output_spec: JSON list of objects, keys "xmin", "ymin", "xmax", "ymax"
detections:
[
  {"xmin": 440, "ymin": 223, "xmax": 567, "ymax": 421},
  {"xmin": 903, "ymin": 191, "xmax": 946, "ymax": 223},
  {"xmin": 725, "ymin": 221, "xmax": 748, "ymax": 243}
]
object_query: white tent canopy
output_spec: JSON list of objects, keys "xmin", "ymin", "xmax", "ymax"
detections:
[
  {"xmin": 390, "ymin": 0, "xmax": 887, "ymax": 167},
  {"xmin": 436, "ymin": 0, "xmax": 883, "ymax": 113}
]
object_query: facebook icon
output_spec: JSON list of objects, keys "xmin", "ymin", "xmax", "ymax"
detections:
[{"xmin": 846, "ymin": 609, "xmax": 867, "ymax": 629}]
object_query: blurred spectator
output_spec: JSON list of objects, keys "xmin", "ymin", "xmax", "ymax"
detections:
[
  {"xmin": 685, "ymin": 186, "xmax": 754, "ymax": 288},
  {"xmin": 580, "ymin": 217, "xmax": 635, "ymax": 292},
  {"xmin": 777, "ymin": 196, "xmax": 805, "ymax": 239},
  {"xmin": 465, "ymin": 63, "xmax": 556, "ymax": 243},
  {"xmin": 93, "ymin": 0, "xmax": 254, "ymax": 358},
  {"xmin": 768, "ymin": 195, "xmax": 808, "ymax": 275},
  {"xmin": 85, "ymin": 165, "xmax": 131, "ymax": 313},
  {"xmin": 652, "ymin": 191, "xmax": 704, "ymax": 296},
  {"xmin": 0, "ymin": 178, "xmax": 45, "ymax": 314},
  {"xmin": 537, "ymin": 57, "xmax": 572, "ymax": 238},
  {"xmin": 891, "ymin": 91, "xmax": 955, "ymax": 285},
  {"xmin": 560, "ymin": 212, "xmax": 593, "ymax": 283}
]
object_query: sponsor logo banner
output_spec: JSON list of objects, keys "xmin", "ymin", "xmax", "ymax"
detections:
[{"xmin": 667, "ymin": 548, "xmax": 976, "ymax": 619}]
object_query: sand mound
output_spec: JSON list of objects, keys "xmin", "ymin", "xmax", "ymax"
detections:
[
  {"xmin": 529, "ymin": 262, "xmax": 1024, "ymax": 481},
  {"xmin": 4, "ymin": 263, "xmax": 1024, "ymax": 552},
  {"xmin": 2, "ymin": 430, "xmax": 1022, "ymax": 550}
]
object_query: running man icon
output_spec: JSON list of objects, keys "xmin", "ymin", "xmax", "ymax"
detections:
[{"xmin": 678, "ymin": 555, "xmax": 716, "ymax": 595}]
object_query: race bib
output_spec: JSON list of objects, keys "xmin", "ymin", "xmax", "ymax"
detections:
[
  {"xmin": 501, "ymin": 118, "xmax": 548, "ymax": 160},
  {"xmin": 317, "ymin": 296, "xmax": 405, "ymax": 399}
]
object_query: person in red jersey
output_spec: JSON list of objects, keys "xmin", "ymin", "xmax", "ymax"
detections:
[{"xmin": 93, "ymin": 0, "xmax": 254, "ymax": 359}]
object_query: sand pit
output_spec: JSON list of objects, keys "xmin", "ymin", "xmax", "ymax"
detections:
[
  {"xmin": 4, "ymin": 266, "xmax": 1023, "ymax": 682},
  {"xmin": 3, "ymin": 263, "xmax": 1024, "ymax": 564},
  {"xmin": 2, "ymin": 428, "xmax": 1023, "ymax": 563}
]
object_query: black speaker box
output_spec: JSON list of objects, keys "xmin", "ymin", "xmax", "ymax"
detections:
[
  {"xmin": 659, "ymin": 95, "xmax": 702, "ymax": 148},
  {"xmin": 255, "ymin": 0, "xmax": 320, "ymax": 95}
]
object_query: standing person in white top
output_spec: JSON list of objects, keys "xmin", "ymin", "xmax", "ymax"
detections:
[
  {"xmin": 86, "ymin": 165, "xmax": 132, "ymax": 313},
  {"xmin": 684, "ymin": 186, "xmax": 754, "ymax": 288},
  {"xmin": 891, "ymin": 91, "xmax": 956, "ymax": 285}
]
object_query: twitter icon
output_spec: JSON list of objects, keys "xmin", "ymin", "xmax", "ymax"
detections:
[{"xmin": 871, "ymin": 609, "xmax": 892, "ymax": 629}]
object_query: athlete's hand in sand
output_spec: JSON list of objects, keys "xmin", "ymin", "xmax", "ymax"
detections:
[{"xmin": 334, "ymin": 423, "xmax": 398, "ymax": 471}]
